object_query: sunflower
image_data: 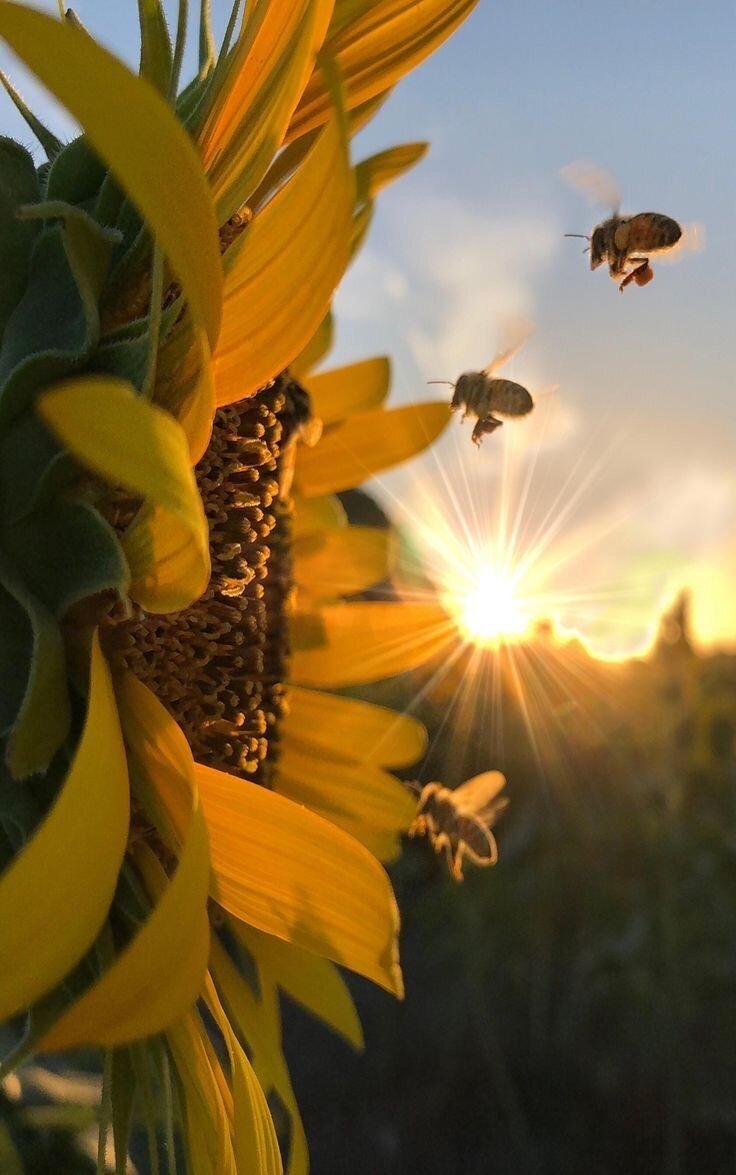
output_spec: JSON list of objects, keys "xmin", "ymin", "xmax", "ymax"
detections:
[{"xmin": 0, "ymin": 1, "xmax": 474, "ymax": 1170}]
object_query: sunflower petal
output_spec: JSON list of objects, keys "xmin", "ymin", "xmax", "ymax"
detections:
[
  {"xmin": 214, "ymin": 117, "xmax": 354, "ymax": 405},
  {"xmin": 275, "ymin": 746, "xmax": 415, "ymax": 839},
  {"xmin": 288, "ymin": 0, "xmax": 480, "ymax": 140},
  {"xmin": 209, "ymin": 938, "xmax": 309, "ymax": 1175},
  {"xmin": 0, "ymin": 3, "xmax": 221, "ymax": 348},
  {"xmin": 289, "ymin": 310, "xmax": 333, "ymax": 378},
  {"xmin": 283, "ymin": 686, "xmax": 427, "ymax": 767},
  {"xmin": 205, "ymin": 974, "xmax": 283, "ymax": 1175},
  {"xmin": 0, "ymin": 633, "xmax": 129, "ymax": 1020},
  {"xmin": 295, "ymin": 401, "xmax": 450, "ymax": 497},
  {"xmin": 292, "ymin": 492, "xmax": 346, "ymax": 539},
  {"xmin": 37, "ymin": 376, "xmax": 209, "ymax": 612},
  {"xmin": 236, "ymin": 923, "xmax": 363, "ymax": 1051},
  {"xmin": 39, "ymin": 809, "xmax": 210, "ymax": 1051},
  {"xmin": 294, "ymin": 525, "xmax": 390, "ymax": 598},
  {"xmin": 123, "ymin": 500, "xmax": 210, "ymax": 614},
  {"xmin": 302, "ymin": 356, "xmax": 389, "ymax": 424},
  {"xmin": 291, "ymin": 601, "xmax": 453, "ymax": 685},
  {"xmin": 195, "ymin": 762, "xmax": 403, "ymax": 996},
  {"xmin": 199, "ymin": 0, "xmax": 334, "ymax": 217},
  {"xmin": 355, "ymin": 141, "xmax": 428, "ymax": 204},
  {"xmin": 168, "ymin": 1013, "xmax": 237, "ymax": 1175}
]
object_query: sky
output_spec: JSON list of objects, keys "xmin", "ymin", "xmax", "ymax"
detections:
[{"xmin": 0, "ymin": 1, "xmax": 734, "ymax": 656}]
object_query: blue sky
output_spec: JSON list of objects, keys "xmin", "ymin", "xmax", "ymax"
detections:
[{"xmin": 1, "ymin": 2, "xmax": 734, "ymax": 654}]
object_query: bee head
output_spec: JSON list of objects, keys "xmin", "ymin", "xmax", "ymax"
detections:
[{"xmin": 589, "ymin": 224, "xmax": 607, "ymax": 269}]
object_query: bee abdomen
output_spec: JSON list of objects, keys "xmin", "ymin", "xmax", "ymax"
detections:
[
  {"xmin": 627, "ymin": 213, "xmax": 682, "ymax": 253},
  {"xmin": 489, "ymin": 379, "xmax": 534, "ymax": 417}
]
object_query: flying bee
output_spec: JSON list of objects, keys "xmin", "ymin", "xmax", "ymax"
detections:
[
  {"xmin": 408, "ymin": 771, "xmax": 509, "ymax": 881},
  {"xmin": 430, "ymin": 319, "xmax": 536, "ymax": 446},
  {"xmin": 562, "ymin": 161, "xmax": 700, "ymax": 292}
]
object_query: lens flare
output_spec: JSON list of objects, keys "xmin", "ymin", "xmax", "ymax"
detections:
[{"xmin": 447, "ymin": 559, "xmax": 531, "ymax": 646}]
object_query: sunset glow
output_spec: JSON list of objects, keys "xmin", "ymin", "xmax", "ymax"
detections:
[{"xmin": 448, "ymin": 560, "xmax": 532, "ymax": 647}]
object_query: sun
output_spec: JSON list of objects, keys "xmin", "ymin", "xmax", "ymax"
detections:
[{"xmin": 448, "ymin": 560, "xmax": 532, "ymax": 647}]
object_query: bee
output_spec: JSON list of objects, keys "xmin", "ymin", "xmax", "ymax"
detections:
[
  {"xmin": 408, "ymin": 771, "xmax": 508, "ymax": 881},
  {"xmin": 562, "ymin": 161, "xmax": 698, "ymax": 292},
  {"xmin": 430, "ymin": 319, "xmax": 535, "ymax": 446}
]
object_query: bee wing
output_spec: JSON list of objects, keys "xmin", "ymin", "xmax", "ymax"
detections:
[
  {"xmin": 452, "ymin": 771, "xmax": 506, "ymax": 816},
  {"xmin": 456, "ymin": 816, "xmax": 499, "ymax": 866},
  {"xmin": 489, "ymin": 379, "xmax": 534, "ymax": 418},
  {"xmin": 484, "ymin": 316, "xmax": 535, "ymax": 376},
  {"xmin": 653, "ymin": 221, "xmax": 706, "ymax": 264},
  {"xmin": 561, "ymin": 160, "xmax": 621, "ymax": 212}
]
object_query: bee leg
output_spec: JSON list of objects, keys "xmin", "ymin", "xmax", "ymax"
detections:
[
  {"xmin": 619, "ymin": 258, "xmax": 652, "ymax": 292},
  {"xmin": 451, "ymin": 844, "xmax": 466, "ymax": 882},
  {"xmin": 472, "ymin": 415, "xmax": 503, "ymax": 446}
]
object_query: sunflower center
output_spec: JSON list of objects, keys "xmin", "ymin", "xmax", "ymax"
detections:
[{"xmin": 115, "ymin": 376, "xmax": 307, "ymax": 786}]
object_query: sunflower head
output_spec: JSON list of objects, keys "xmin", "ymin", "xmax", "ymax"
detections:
[{"xmin": 0, "ymin": 1, "xmax": 482, "ymax": 1170}]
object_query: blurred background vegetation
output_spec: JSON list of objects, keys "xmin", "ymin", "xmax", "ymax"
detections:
[{"xmin": 279, "ymin": 497, "xmax": 736, "ymax": 1175}]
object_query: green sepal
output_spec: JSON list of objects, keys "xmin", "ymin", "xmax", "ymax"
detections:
[
  {"xmin": 45, "ymin": 134, "xmax": 107, "ymax": 206},
  {"xmin": 0, "ymin": 208, "xmax": 118, "ymax": 426},
  {"xmin": 0, "ymin": 72, "xmax": 62, "ymax": 162},
  {"xmin": 2, "ymin": 500, "xmax": 130, "ymax": 620},
  {"xmin": 0, "ymin": 139, "xmax": 42, "ymax": 339},
  {"xmin": 110, "ymin": 1048, "xmax": 137, "ymax": 1174},
  {"xmin": 0, "ymin": 413, "xmax": 65, "ymax": 525},
  {"xmin": 0, "ymin": 555, "xmax": 69, "ymax": 780},
  {"xmin": 138, "ymin": 0, "xmax": 173, "ymax": 95},
  {"xmin": 0, "ymin": 578, "xmax": 33, "ymax": 737}
]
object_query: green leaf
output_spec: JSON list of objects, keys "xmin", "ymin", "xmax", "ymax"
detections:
[
  {"xmin": 2, "ymin": 500, "xmax": 130, "ymax": 619},
  {"xmin": 0, "ymin": 3, "xmax": 222, "ymax": 350},
  {"xmin": 0, "ymin": 138, "xmax": 41, "ymax": 338},
  {"xmin": 0, "ymin": 578, "xmax": 32, "ymax": 736},
  {"xmin": 0, "ymin": 413, "xmax": 64, "ymax": 524},
  {"xmin": 0, "ymin": 208, "xmax": 118, "ymax": 427},
  {"xmin": 0, "ymin": 552, "xmax": 69, "ymax": 778},
  {"xmin": 46, "ymin": 135, "xmax": 107, "ymax": 205}
]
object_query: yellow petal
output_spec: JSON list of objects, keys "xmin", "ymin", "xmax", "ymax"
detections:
[
  {"xmin": 275, "ymin": 746, "xmax": 416, "ymax": 840},
  {"xmin": 204, "ymin": 974, "xmax": 283, "ymax": 1175},
  {"xmin": 200, "ymin": 0, "xmax": 334, "ymax": 217},
  {"xmin": 293, "ymin": 525, "xmax": 390, "ymax": 598},
  {"xmin": 214, "ymin": 117, "xmax": 354, "ymax": 405},
  {"xmin": 0, "ymin": 633, "xmax": 128, "ymax": 1020},
  {"xmin": 289, "ymin": 310, "xmax": 333, "ymax": 377},
  {"xmin": 40, "ymin": 808, "xmax": 210, "ymax": 1051},
  {"xmin": 288, "ymin": 0, "xmax": 480, "ymax": 141},
  {"xmin": 295, "ymin": 401, "xmax": 450, "ymax": 497},
  {"xmin": 355, "ymin": 141, "xmax": 428, "ymax": 203},
  {"xmin": 302, "ymin": 356, "xmax": 389, "ymax": 424},
  {"xmin": 292, "ymin": 492, "xmax": 346, "ymax": 539},
  {"xmin": 209, "ymin": 938, "xmax": 309, "ymax": 1175},
  {"xmin": 283, "ymin": 686, "xmax": 427, "ymax": 767},
  {"xmin": 123, "ymin": 500, "xmax": 210, "ymax": 614},
  {"xmin": 168, "ymin": 1012, "xmax": 237, "ymax": 1175},
  {"xmin": 195, "ymin": 762, "xmax": 403, "ymax": 996},
  {"xmin": 37, "ymin": 376, "xmax": 209, "ymax": 613},
  {"xmin": 115, "ymin": 671, "xmax": 198, "ymax": 852},
  {"xmin": 0, "ymin": 3, "xmax": 221, "ymax": 348},
  {"xmin": 235, "ymin": 923, "xmax": 363, "ymax": 1051},
  {"xmin": 291, "ymin": 601, "xmax": 453, "ymax": 685}
]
